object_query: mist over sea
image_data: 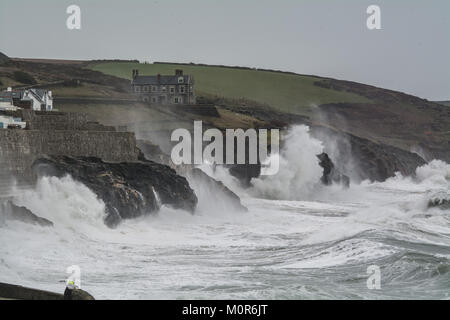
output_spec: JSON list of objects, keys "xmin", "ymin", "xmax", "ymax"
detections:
[{"xmin": 0, "ymin": 126, "xmax": 449, "ymax": 299}]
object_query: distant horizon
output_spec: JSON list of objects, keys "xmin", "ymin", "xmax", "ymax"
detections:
[{"xmin": 5, "ymin": 53, "xmax": 449, "ymax": 102}]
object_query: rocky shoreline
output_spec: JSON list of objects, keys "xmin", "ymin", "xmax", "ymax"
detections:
[{"xmin": 0, "ymin": 282, "xmax": 94, "ymax": 300}]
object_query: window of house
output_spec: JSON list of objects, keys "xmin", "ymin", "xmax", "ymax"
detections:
[
  {"xmin": 135, "ymin": 86, "xmax": 141, "ymax": 93},
  {"xmin": 151, "ymin": 97, "xmax": 157, "ymax": 103},
  {"xmin": 143, "ymin": 86, "xmax": 149, "ymax": 92},
  {"xmin": 170, "ymin": 86, "xmax": 175, "ymax": 93},
  {"xmin": 151, "ymin": 86, "xmax": 157, "ymax": 92},
  {"xmin": 174, "ymin": 97, "xmax": 180, "ymax": 104},
  {"xmin": 179, "ymin": 86, "xmax": 185, "ymax": 93},
  {"xmin": 178, "ymin": 77, "xmax": 184, "ymax": 83}
]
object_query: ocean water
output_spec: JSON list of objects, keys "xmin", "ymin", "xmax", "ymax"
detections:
[{"xmin": 0, "ymin": 126, "xmax": 449, "ymax": 299}]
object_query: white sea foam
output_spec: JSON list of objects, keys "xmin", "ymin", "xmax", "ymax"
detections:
[{"xmin": 0, "ymin": 128, "xmax": 449, "ymax": 299}]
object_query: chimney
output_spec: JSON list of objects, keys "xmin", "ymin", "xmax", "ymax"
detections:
[
  {"xmin": 7, "ymin": 87, "xmax": 12, "ymax": 92},
  {"xmin": 175, "ymin": 69, "xmax": 183, "ymax": 76},
  {"xmin": 157, "ymin": 74, "xmax": 161, "ymax": 82}
]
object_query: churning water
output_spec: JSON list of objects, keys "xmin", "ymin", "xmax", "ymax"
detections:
[{"xmin": 0, "ymin": 126, "xmax": 449, "ymax": 299}]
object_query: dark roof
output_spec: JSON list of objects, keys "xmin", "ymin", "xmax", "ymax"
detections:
[
  {"xmin": 31, "ymin": 89, "xmax": 47, "ymax": 100},
  {"xmin": 28, "ymin": 89, "xmax": 47, "ymax": 102},
  {"xmin": 0, "ymin": 89, "xmax": 50, "ymax": 103},
  {"xmin": 132, "ymin": 75, "xmax": 192, "ymax": 85}
]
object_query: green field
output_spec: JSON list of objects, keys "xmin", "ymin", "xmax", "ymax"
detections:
[{"xmin": 90, "ymin": 62, "xmax": 371, "ymax": 116}]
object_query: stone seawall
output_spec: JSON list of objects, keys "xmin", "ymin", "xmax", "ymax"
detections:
[{"xmin": 0, "ymin": 130, "xmax": 140, "ymax": 177}]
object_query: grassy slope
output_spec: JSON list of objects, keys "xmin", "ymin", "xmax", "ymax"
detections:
[{"xmin": 90, "ymin": 62, "xmax": 371, "ymax": 116}]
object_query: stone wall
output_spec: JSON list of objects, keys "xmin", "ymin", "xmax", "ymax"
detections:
[
  {"xmin": 0, "ymin": 110, "xmax": 140, "ymax": 179},
  {"xmin": 22, "ymin": 110, "xmax": 115, "ymax": 131}
]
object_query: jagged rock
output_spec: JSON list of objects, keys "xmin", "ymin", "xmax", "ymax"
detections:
[
  {"xmin": 32, "ymin": 156, "xmax": 198, "ymax": 228},
  {"xmin": 186, "ymin": 168, "xmax": 247, "ymax": 212},
  {"xmin": 317, "ymin": 153, "xmax": 350, "ymax": 187},
  {"xmin": 0, "ymin": 282, "xmax": 95, "ymax": 300},
  {"xmin": 428, "ymin": 191, "xmax": 450, "ymax": 210},
  {"xmin": 2, "ymin": 200, "xmax": 53, "ymax": 227},
  {"xmin": 137, "ymin": 139, "xmax": 248, "ymax": 213},
  {"xmin": 310, "ymin": 126, "xmax": 427, "ymax": 182}
]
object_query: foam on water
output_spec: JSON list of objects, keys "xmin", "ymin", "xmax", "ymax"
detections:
[{"xmin": 0, "ymin": 125, "xmax": 449, "ymax": 299}]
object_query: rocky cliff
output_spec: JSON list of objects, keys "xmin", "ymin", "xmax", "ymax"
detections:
[{"xmin": 32, "ymin": 156, "xmax": 198, "ymax": 228}]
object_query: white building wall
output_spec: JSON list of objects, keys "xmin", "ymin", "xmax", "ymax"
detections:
[
  {"xmin": 0, "ymin": 101, "xmax": 17, "ymax": 111},
  {"xmin": 0, "ymin": 115, "xmax": 26, "ymax": 129},
  {"xmin": 22, "ymin": 91, "xmax": 42, "ymax": 111}
]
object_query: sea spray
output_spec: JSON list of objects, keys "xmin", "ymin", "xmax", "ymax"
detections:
[
  {"xmin": 1, "ymin": 150, "xmax": 449, "ymax": 299},
  {"xmin": 251, "ymin": 125, "xmax": 324, "ymax": 200},
  {"xmin": 12, "ymin": 175, "xmax": 107, "ymax": 228}
]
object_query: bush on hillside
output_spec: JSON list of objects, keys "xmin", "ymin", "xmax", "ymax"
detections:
[{"xmin": 13, "ymin": 71, "xmax": 37, "ymax": 85}]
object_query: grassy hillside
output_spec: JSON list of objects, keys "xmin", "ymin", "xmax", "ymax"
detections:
[
  {"xmin": 90, "ymin": 62, "xmax": 370, "ymax": 116},
  {"xmin": 1, "ymin": 56, "xmax": 447, "ymax": 161}
]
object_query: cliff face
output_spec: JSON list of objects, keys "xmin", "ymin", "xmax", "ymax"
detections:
[
  {"xmin": 310, "ymin": 126, "xmax": 427, "ymax": 182},
  {"xmin": 32, "ymin": 156, "xmax": 198, "ymax": 228}
]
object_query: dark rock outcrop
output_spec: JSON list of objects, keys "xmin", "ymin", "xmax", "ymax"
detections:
[
  {"xmin": 428, "ymin": 192, "xmax": 450, "ymax": 210},
  {"xmin": 137, "ymin": 139, "xmax": 248, "ymax": 213},
  {"xmin": 228, "ymin": 164, "xmax": 261, "ymax": 188},
  {"xmin": 32, "ymin": 156, "xmax": 198, "ymax": 228},
  {"xmin": 2, "ymin": 200, "xmax": 53, "ymax": 227},
  {"xmin": 317, "ymin": 153, "xmax": 350, "ymax": 187},
  {"xmin": 186, "ymin": 168, "xmax": 247, "ymax": 212},
  {"xmin": 0, "ymin": 282, "xmax": 94, "ymax": 300},
  {"xmin": 348, "ymin": 134, "xmax": 427, "ymax": 182},
  {"xmin": 311, "ymin": 126, "xmax": 427, "ymax": 182}
]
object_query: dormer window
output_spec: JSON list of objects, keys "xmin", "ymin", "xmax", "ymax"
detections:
[{"xmin": 178, "ymin": 77, "xmax": 184, "ymax": 83}]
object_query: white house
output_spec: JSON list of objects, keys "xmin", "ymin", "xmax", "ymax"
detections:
[
  {"xmin": 21, "ymin": 89, "xmax": 53, "ymax": 111},
  {"xmin": 0, "ymin": 87, "xmax": 53, "ymax": 111}
]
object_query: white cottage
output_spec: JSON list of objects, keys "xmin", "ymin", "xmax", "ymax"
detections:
[
  {"xmin": 21, "ymin": 89, "xmax": 53, "ymax": 111},
  {"xmin": 0, "ymin": 87, "xmax": 53, "ymax": 111}
]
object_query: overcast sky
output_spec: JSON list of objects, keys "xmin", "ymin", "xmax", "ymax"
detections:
[{"xmin": 1, "ymin": 0, "xmax": 449, "ymax": 100}]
